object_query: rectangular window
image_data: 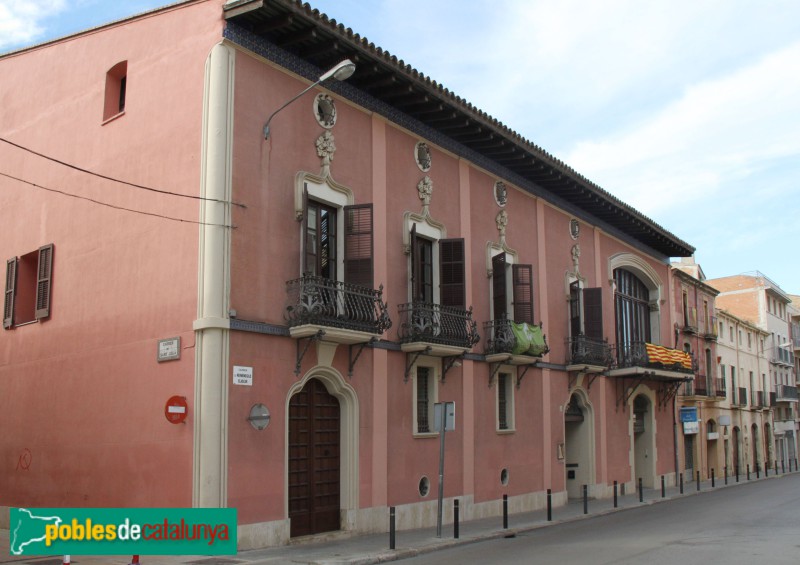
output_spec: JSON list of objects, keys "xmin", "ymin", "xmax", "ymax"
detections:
[
  {"xmin": 4, "ymin": 244, "xmax": 54, "ymax": 329},
  {"xmin": 413, "ymin": 363, "xmax": 438, "ymax": 435},
  {"xmin": 497, "ymin": 371, "xmax": 514, "ymax": 431},
  {"xmin": 439, "ymin": 239, "xmax": 465, "ymax": 309},
  {"xmin": 103, "ymin": 61, "xmax": 127, "ymax": 121},
  {"xmin": 410, "ymin": 225, "xmax": 433, "ymax": 304},
  {"xmin": 305, "ymin": 199, "xmax": 337, "ymax": 280},
  {"xmin": 491, "ymin": 253, "xmax": 534, "ymax": 324}
]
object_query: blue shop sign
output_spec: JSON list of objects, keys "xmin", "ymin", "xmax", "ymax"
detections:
[{"xmin": 680, "ymin": 407, "xmax": 698, "ymax": 423}]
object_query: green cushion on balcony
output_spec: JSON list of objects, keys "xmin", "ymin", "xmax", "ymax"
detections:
[{"xmin": 511, "ymin": 322, "xmax": 547, "ymax": 356}]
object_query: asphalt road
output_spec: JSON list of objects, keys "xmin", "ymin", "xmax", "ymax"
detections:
[{"xmin": 402, "ymin": 473, "xmax": 800, "ymax": 564}]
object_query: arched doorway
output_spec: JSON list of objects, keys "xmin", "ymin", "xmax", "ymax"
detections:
[
  {"xmin": 732, "ymin": 426, "xmax": 741, "ymax": 474},
  {"xmin": 751, "ymin": 423, "xmax": 760, "ymax": 472},
  {"xmin": 289, "ymin": 378, "xmax": 341, "ymax": 537},
  {"xmin": 632, "ymin": 394, "xmax": 655, "ymax": 487},
  {"xmin": 706, "ymin": 420, "xmax": 718, "ymax": 478},
  {"xmin": 564, "ymin": 392, "xmax": 594, "ymax": 498}
]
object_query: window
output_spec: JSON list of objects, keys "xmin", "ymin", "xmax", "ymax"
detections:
[
  {"xmin": 103, "ymin": 61, "xmax": 127, "ymax": 121},
  {"xmin": 747, "ymin": 332, "xmax": 752, "ymax": 349},
  {"xmin": 492, "ymin": 253, "xmax": 534, "ymax": 324},
  {"xmin": 729, "ymin": 326, "xmax": 734, "ymax": 342},
  {"xmin": 614, "ymin": 268, "xmax": 651, "ymax": 347},
  {"xmin": 300, "ymin": 184, "xmax": 374, "ymax": 287},
  {"xmin": 497, "ymin": 371, "xmax": 515, "ymax": 432},
  {"xmin": 409, "ymin": 224, "xmax": 465, "ymax": 308},
  {"xmin": 568, "ymin": 280, "xmax": 603, "ymax": 341},
  {"xmin": 413, "ymin": 363, "xmax": 438, "ymax": 435},
  {"xmin": 4, "ymin": 244, "xmax": 54, "ymax": 329},
  {"xmin": 719, "ymin": 321, "xmax": 723, "ymax": 337}
]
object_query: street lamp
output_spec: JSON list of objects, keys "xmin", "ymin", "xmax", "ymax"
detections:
[{"xmin": 263, "ymin": 59, "xmax": 356, "ymax": 140}]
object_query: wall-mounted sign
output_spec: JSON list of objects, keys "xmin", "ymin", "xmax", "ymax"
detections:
[
  {"xmin": 707, "ymin": 432, "xmax": 719, "ymax": 440},
  {"xmin": 165, "ymin": 395, "xmax": 188, "ymax": 424},
  {"xmin": 233, "ymin": 365, "xmax": 253, "ymax": 386},
  {"xmin": 683, "ymin": 421, "xmax": 699, "ymax": 435},
  {"xmin": 719, "ymin": 415, "xmax": 732, "ymax": 426},
  {"xmin": 680, "ymin": 407, "xmax": 698, "ymax": 423},
  {"xmin": 157, "ymin": 337, "xmax": 181, "ymax": 362}
]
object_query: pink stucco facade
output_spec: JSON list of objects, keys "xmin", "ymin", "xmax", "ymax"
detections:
[{"xmin": 1, "ymin": 0, "xmax": 695, "ymax": 547}]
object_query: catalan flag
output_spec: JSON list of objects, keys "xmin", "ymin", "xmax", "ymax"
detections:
[{"xmin": 645, "ymin": 342, "xmax": 692, "ymax": 371}]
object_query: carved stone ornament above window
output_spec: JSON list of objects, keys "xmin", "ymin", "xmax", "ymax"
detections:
[
  {"xmin": 494, "ymin": 181, "xmax": 508, "ymax": 207},
  {"xmin": 570, "ymin": 218, "xmax": 581, "ymax": 240},
  {"xmin": 313, "ymin": 93, "xmax": 337, "ymax": 129},
  {"xmin": 316, "ymin": 130, "xmax": 336, "ymax": 177},
  {"xmin": 496, "ymin": 210, "xmax": 508, "ymax": 245},
  {"xmin": 417, "ymin": 175, "xmax": 433, "ymax": 211},
  {"xmin": 415, "ymin": 141, "xmax": 432, "ymax": 172}
]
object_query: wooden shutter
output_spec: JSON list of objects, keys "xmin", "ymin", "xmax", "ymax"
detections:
[
  {"xmin": 583, "ymin": 287, "xmax": 603, "ymax": 341},
  {"xmin": 492, "ymin": 253, "xmax": 507, "ymax": 320},
  {"xmin": 4, "ymin": 257, "xmax": 16, "ymax": 329},
  {"xmin": 301, "ymin": 184, "xmax": 311, "ymax": 275},
  {"xmin": 439, "ymin": 238, "xmax": 465, "ymax": 309},
  {"xmin": 35, "ymin": 244, "xmax": 54, "ymax": 320},
  {"xmin": 344, "ymin": 204, "xmax": 373, "ymax": 288},
  {"xmin": 512, "ymin": 264, "xmax": 533, "ymax": 324}
]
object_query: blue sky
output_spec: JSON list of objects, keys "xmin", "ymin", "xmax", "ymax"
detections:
[{"xmin": 2, "ymin": 0, "xmax": 799, "ymax": 293}]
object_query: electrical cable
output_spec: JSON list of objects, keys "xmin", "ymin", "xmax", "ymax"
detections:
[
  {"xmin": 0, "ymin": 171, "xmax": 233, "ymax": 228},
  {"xmin": 0, "ymin": 136, "xmax": 245, "ymax": 208}
]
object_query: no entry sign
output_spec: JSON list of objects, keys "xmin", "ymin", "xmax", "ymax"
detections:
[{"xmin": 165, "ymin": 396, "xmax": 188, "ymax": 424}]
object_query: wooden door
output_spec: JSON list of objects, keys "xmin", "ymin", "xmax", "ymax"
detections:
[{"xmin": 289, "ymin": 378, "xmax": 341, "ymax": 537}]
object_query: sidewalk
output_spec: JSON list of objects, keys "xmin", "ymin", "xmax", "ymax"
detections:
[{"xmin": 3, "ymin": 469, "xmax": 795, "ymax": 565}]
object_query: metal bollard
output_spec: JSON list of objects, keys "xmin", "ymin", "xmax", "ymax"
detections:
[
  {"xmin": 661, "ymin": 475, "xmax": 665, "ymax": 498},
  {"xmin": 503, "ymin": 494, "xmax": 508, "ymax": 529},
  {"xmin": 782, "ymin": 459, "xmax": 786, "ymax": 474},
  {"xmin": 679, "ymin": 472, "xmax": 684, "ymax": 494},
  {"xmin": 613, "ymin": 481, "xmax": 618, "ymax": 508},
  {"xmin": 389, "ymin": 506, "xmax": 396, "ymax": 550},
  {"xmin": 711, "ymin": 468, "xmax": 715, "ymax": 488},
  {"xmin": 454, "ymin": 499, "xmax": 459, "ymax": 539},
  {"xmin": 775, "ymin": 460, "xmax": 778, "ymax": 475},
  {"xmin": 724, "ymin": 465, "xmax": 728, "ymax": 485},
  {"xmin": 638, "ymin": 477, "xmax": 643, "ymax": 502},
  {"xmin": 747, "ymin": 464, "xmax": 751, "ymax": 481},
  {"xmin": 765, "ymin": 462, "xmax": 769, "ymax": 477},
  {"xmin": 735, "ymin": 465, "xmax": 739, "ymax": 482},
  {"xmin": 696, "ymin": 470, "xmax": 700, "ymax": 491},
  {"xmin": 756, "ymin": 463, "xmax": 760, "ymax": 479},
  {"xmin": 547, "ymin": 488, "xmax": 552, "ymax": 521},
  {"xmin": 583, "ymin": 484, "xmax": 588, "ymax": 514}
]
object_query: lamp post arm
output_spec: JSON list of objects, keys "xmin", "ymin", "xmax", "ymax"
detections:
[{"xmin": 263, "ymin": 79, "xmax": 321, "ymax": 140}]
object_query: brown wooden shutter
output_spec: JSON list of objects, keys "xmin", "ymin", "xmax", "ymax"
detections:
[
  {"xmin": 344, "ymin": 203, "xmax": 373, "ymax": 288},
  {"xmin": 583, "ymin": 287, "xmax": 603, "ymax": 341},
  {"xmin": 512, "ymin": 264, "xmax": 533, "ymax": 324},
  {"xmin": 492, "ymin": 253, "xmax": 507, "ymax": 320},
  {"xmin": 439, "ymin": 238, "xmax": 465, "ymax": 309},
  {"xmin": 410, "ymin": 223, "xmax": 417, "ymax": 300},
  {"xmin": 4, "ymin": 257, "xmax": 16, "ymax": 329},
  {"xmin": 35, "ymin": 244, "xmax": 54, "ymax": 320}
]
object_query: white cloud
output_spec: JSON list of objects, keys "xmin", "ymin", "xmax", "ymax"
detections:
[
  {"xmin": 564, "ymin": 41, "xmax": 800, "ymax": 215},
  {"xmin": 0, "ymin": 1, "xmax": 70, "ymax": 50}
]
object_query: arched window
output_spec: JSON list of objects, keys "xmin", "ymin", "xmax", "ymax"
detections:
[{"xmin": 614, "ymin": 268, "xmax": 651, "ymax": 347}]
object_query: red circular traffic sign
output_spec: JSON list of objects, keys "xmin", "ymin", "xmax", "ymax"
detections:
[{"xmin": 165, "ymin": 395, "xmax": 188, "ymax": 424}]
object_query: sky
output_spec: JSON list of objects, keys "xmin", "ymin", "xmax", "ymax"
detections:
[{"xmin": 1, "ymin": 0, "xmax": 798, "ymax": 294}]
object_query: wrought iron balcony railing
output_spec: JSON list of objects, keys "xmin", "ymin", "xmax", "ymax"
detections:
[
  {"xmin": 714, "ymin": 377, "xmax": 727, "ymax": 398},
  {"xmin": 483, "ymin": 318, "xmax": 550, "ymax": 357},
  {"xmin": 703, "ymin": 315, "xmax": 719, "ymax": 340},
  {"xmin": 613, "ymin": 342, "xmax": 695, "ymax": 374},
  {"xmin": 776, "ymin": 384, "xmax": 799, "ymax": 401},
  {"xmin": 565, "ymin": 335, "xmax": 612, "ymax": 367},
  {"xmin": 693, "ymin": 375, "xmax": 710, "ymax": 396},
  {"xmin": 285, "ymin": 275, "xmax": 392, "ymax": 334},
  {"xmin": 398, "ymin": 302, "xmax": 480, "ymax": 349}
]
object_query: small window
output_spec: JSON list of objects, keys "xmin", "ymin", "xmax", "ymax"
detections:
[
  {"xmin": 4, "ymin": 244, "xmax": 54, "ymax": 329},
  {"xmin": 413, "ymin": 362, "xmax": 438, "ymax": 435},
  {"xmin": 497, "ymin": 371, "xmax": 515, "ymax": 432},
  {"xmin": 103, "ymin": 61, "xmax": 128, "ymax": 121}
]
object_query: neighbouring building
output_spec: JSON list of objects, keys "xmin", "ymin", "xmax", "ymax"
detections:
[
  {"xmin": 1, "ymin": 0, "xmax": 698, "ymax": 548},
  {"xmin": 789, "ymin": 296, "xmax": 800, "ymax": 455},
  {"xmin": 671, "ymin": 258, "xmax": 723, "ymax": 481},
  {"xmin": 709, "ymin": 273, "xmax": 796, "ymax": 466}
]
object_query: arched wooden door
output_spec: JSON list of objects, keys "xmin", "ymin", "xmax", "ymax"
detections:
[{"xmin": 289, "ymin": 378, "xmax": 341, "ymax": 537}]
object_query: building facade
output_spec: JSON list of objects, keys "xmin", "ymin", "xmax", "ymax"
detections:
[
  {"xmin": 709, "ymin": 273, "xmax": 796, "ymax": 466},
  {"xmin": 1, "ymin": 0, "xmax": 697, "ymax": 548}
]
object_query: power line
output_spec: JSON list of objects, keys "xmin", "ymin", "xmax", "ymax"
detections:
[
  {"xmin": 0, "ymin": 136, "xmax": 246, "ymax": 208},
  {"xmin": 0, "ymin": 171, "xmax": 233, "ymax": 228}
]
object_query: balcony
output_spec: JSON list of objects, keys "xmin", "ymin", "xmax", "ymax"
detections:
[
  {"xmin": 776, "ymin": 384, "xmax": 799, "ymax": 402},
  {"xmin": 732, "ymin": 387, "xmax": 748, "ymax": 407},
  {"xmin": 483, "ymin": 318, "xmax": 549, "ymax": 365},
  {"xmin": 693, "ymin": 375, "xmax": 710, "ymax": 397},
  {"xmin": 714, "ymin": 377, "xmax": 727, "ymax": 399},
  {"xmin": 611, "ymin": 342, "xmax": 694, "ymax": 375},
  {"xmin": 564, "ymin": 335, "xmax": 612, "ymax": 371},
  {"xmin": 285, "ymin": 275, "xmax": 392, "ymax": 343},
  {"xmin": 703, "ymin": 315, "xmax": 719, "ymax": 341},
  {"xmin": 398, "ymin": 302, "xmax": 480, "ymax": 355},
  {"xmin": 682, "ymin": 307, "xmax": 698, "ymax": 335}
]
